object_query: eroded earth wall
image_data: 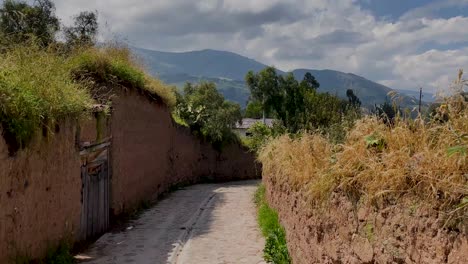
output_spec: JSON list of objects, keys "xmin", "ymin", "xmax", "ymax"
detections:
[{"xmin": 264, "ymin": 178, "xmax": 467, "ymax": 264}]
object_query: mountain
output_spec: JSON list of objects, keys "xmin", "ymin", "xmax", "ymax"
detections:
[
  {"xmin": 133, "ymin": 48, "xmax": 274, "ymax": 81},
  {"xmin": 395, "ymin": 89, "xmax": 435, "ymax": 103},
  {"xmin": 132, "ymin": 47, "xmax": 418, "ymax": 108},
  {"xmin": 292, "ymin": 69, "xmax": 405, "ymax": 106}
]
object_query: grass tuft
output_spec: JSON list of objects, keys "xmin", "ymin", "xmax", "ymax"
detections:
[
  {"xmin": 0, "ymin": 44, "xmax": 92, "ymax": 148},
  {"xmin": 0, "ymin": 43, "xmax": 176, "ymax": 151},
  {"xmin": 255, "ymin": 184, "xmax": 291, "ymax": 264},
  {"xmin": 70, "ymin": 45, "xmax": 176, "ymax": 107}
]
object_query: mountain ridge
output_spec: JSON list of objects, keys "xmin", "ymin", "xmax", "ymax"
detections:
[{"xmin": 132, "ymin": 47, "xmax": 420, "ymax": 107}]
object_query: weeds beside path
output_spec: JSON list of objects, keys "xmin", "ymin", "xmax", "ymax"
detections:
[{"xmin": 255, "ymin": 184, "xmax": 291, "ymax": 264}]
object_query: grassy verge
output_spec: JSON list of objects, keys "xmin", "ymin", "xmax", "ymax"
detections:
[{"xmin": 254, "ymin": 184, "xmax": 291, "ymax": 264}]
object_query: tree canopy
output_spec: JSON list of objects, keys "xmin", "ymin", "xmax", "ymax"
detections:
[
  {"xmin": 0, "ymin": 0, "xmax": 59, "ymax": 46},
  {"xmin": 175, "ymin": 82, "xmax": 242, "ymax": 144},
  {"xmin": 245, "ymin": 68, "xmax": 361, "ymax": 134},
  {"xmin": 64, "ymin": 11, "xmax": 98, "ymax": 47}
]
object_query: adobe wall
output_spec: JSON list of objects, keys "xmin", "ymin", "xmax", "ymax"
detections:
[
  {"xmin": 0, "ymin": 121, "xmax": 82, "ymax": 263},
  {"xmin": 110, "ymin": 90, "xmax": 260, "ymax": 215},
  {"xmin": 0, "ymin": 89, "xmax": 260, "ymax": 262},
  {"xmin": 264, "ymin": 178, "xmax": 467, "ymax": 264}
]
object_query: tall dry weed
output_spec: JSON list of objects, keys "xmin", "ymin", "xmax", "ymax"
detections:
[{"xmin": 259, "ymin": 71, "xmax": 468, "ymax": 213}]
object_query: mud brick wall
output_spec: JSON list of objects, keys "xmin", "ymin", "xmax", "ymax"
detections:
[{"xmin": 264, "ymin": 178, "xmax": 467, "ymax": 264}]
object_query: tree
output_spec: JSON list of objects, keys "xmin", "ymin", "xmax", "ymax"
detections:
[
  {"xmin": 280, "ymin": 72, "xmax": 303, "ymax": 131},
  {"xmin": 346, "ymin": 89, "xmax": 361, "ymax": 108},
  {"xmin": 301, "ymin": 72, "xmax": 320, "ymax": 90},
  {"xmin": 175, "ymin": 82, "xmax": 242, "ymax": 144},
  {"xmin": 0, "ymin": 0, "xmax": 59, "ymax": 46},
  {"xmin": 64, "ymin": 11, "xmax": 98, "ymax": 47},
  {"xmin": 375, "ymin": 100, "xmax": 396, "ymax": 124},
  {"xmin": 245, "ymin": 67, "xmax": 282, "ymax": 123},
  {"xmin": 244, "ymin": 100, "xmax": 263, "ymax": 119}
]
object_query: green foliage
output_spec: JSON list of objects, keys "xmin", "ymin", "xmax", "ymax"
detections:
[
  {"xmin": 447, "ymin": 133, "xmax": 468, "ymax": 157},
  {"xmin": 255, "ymin": 184, "xmax": 291, "ymax": 264},
  {"xmin": 244, "ymin": 100, "xmax": 263, "ymax": 118},
  {"xmin": 64, "ymin": 11, "xmax": 98, "ymax": 48},
  {"xmin": 447, "ymin": 145, "xmax": 467, "ymax": 157},
  {"xmin": 365, "ymin": 133, "xmax": 387, "ymax": 151},
  {"xmin": 43, "ymin": 242, "xmax": 74, "ymax": 264},
  {"xmin": 346, "ymin": 89, "xmax": 361, "ymax": 108},
  {"xmin": 175, "ymin": 82, "xmax": 242, "ymax": 144},
  {"xmin": 243, "ymin": 122, "xmax": 272, "ymax": 153},
  {"xmin": 245, "ymin": 67, "xmax": 283, "ymax": 119},
  {"xmin": 70, "ymin": 46, "xmax": 176, "ymax": 107},
  {"xmin": 0, "ymin": 0, "xmax": 60, "ymax": 46},
  {"xmin": 71, "ymin": 47, "xmax": 145, "ymax": 89},
  {"xmin": 375, "ymin": 99, "xmax": 397, "ymax": 124},
  {"xmin": 0, "ymin": 44, "xmax": 92, "ymax": 149},
  {"xmin": 245, "ymin": 68, "xmax": 361, "ymax": 135}
]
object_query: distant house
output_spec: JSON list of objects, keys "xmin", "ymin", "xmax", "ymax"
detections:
[{"xmin": 233, "ymin": 118, "xmax": 274, "ymax": 137}]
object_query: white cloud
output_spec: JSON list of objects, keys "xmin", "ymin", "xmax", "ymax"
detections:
[{"xmin": 48, "ymin": 0, "xmax": 468, "ymax": 91}]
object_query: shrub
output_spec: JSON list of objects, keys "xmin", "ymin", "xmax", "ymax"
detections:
[
  {"xmin": 243, "ymin": 122, "xmax": 272, "ymax": 153},
  {"xmin": 175, "ymin": 82, "xmax": 242, "ymax": 145}
]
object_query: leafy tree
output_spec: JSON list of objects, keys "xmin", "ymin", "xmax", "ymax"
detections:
[
  {"xmin": 301, "ymin": 72, "xmax": 320, "ymax": 90},
  {"xmin": 346, "ymin": 89, "xmax": 361, "ymax": 108},
  {"xmin": 175, "ymin": 82, "xmax": 242, "ymax": 144},
  {"xmin": 375, "ymin": 100, "xmax": 396, "ymax": 124},
  {"xmin": 246, "ymin": 68, "xmax": 361, "ymax": 135},
  {"xmin": 280, "ymin": 73, "xmax": 303, "ymax": 132},
  {"xmin": 245, "ymin": 67, "xmax": 282, "ymax": 122},
  {"xmin": 244, "ymin": 100, "xmax": 263, "ymax": 119},
  {"xmin": 0, "ymin": 0, "xmax": 59, "ymax": 46},
  {"xmin": 64, "ymin": 11, "xmax": 98, "ymax": 47}
]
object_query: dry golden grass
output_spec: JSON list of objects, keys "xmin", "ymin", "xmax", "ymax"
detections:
[{"xmin": 259, "ymin": 71, "xmax": 468, "ymax": 213}]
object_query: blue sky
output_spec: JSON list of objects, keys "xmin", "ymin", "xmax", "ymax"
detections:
[
  {"xmin": 31, "ymin": 0, "xmax": 468, "ymax": 92},
  {"xmin": 358, "ymin": 0, "xmax": 468, "ymax": 20}
]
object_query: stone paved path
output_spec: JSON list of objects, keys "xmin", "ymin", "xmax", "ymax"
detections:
[{"xmin": 78, "ymin": 180, "xmax": 266, "ymax": 264}]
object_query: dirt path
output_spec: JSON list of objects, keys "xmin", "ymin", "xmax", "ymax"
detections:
[{"xmin": 78, "ymin": 180, "xmax": 266, "ymax": 264}]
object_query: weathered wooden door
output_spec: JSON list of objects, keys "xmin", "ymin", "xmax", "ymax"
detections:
[{"xmin": 80, "ymin": 141, "xmax": 110, "ymax": 240}]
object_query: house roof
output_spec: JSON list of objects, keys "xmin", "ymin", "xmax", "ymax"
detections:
[{"xmin": 235, "ymin": 118, "xmax": 275, "ymax": 129}]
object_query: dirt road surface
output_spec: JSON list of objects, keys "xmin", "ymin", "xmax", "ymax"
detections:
[{"xmin": 78, "ymin": 180, "xmax": 266, "ymax": 264}]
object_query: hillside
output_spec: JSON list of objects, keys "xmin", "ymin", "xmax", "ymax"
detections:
[
  {"xmin": 292, "ymin": 69, "xmax": 419, "ymax": 106},
  {"xmin": 133, "ymin": 47, "xmax": 418, "ymax": 107},
  {"xmin": 133, "ymin": 48, "xmax": 273, "ymax": 80}
]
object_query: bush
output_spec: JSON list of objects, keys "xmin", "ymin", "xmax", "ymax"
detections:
[
  {"xmin": 243, "ymin": 122, "xmax": 272, "ymax": 153},
  {"xmin": 174, "ymin": 82, "xmax": 242, "ymax": 145}
]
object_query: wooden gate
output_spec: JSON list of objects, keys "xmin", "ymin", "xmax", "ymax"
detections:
[{"xmin": 80, "ymin": 141, "xmax": 110, "ymax": 240}]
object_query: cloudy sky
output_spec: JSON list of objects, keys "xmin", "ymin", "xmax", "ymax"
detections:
[{"xmin": 32, "ymin": 0, "xmax": 468, "ymax": 91}]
